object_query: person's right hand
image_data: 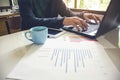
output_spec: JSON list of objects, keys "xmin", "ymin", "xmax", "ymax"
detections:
[{"xmin": 63, "ymin": 16, "xmax": 88, "ymax": 31}]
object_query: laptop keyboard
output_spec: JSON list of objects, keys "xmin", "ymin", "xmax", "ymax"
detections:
[
  {"xmin": 83, "ymin": 24, "xmax": 99, "ymax": 33},
  {"xmin": 63, "ymin": 24, "xmax": 100, "ymax": 34}
]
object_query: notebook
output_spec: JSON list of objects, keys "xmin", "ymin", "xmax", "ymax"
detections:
[{"xmin": 63, "ymin": 0, "xmax": 120, "ymax": 39}]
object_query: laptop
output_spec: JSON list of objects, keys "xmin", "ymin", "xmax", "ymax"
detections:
[{"xmin": 62, "ymin": 0, "xmax": 120, "ymax": 39}]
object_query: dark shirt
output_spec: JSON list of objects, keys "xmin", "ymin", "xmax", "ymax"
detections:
[{"xmin": 18, "ymin": 0, "xmax": 80, "ymax": 30}]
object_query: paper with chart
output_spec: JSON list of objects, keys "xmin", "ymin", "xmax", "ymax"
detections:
[{"xmin": 7, "ymin": 40, "xmax": 120, "ymax": 80}]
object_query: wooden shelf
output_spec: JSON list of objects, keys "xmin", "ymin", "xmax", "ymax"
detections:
[{"xmin": 0, "ymin": 13, "xmax": 21, "ymax": 36}]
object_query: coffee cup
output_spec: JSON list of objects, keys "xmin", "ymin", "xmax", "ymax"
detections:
[{"xmin": 25, "ymin": 26, "xmax": 48, "ymax": 45}]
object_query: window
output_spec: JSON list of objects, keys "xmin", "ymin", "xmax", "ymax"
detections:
[
  {"xmin": 12, "ymin": 0, "xmax": 19, "ymax": 10},
  {"xmin": 12, "ymin": 0, "xmax": 18, "ymax": 6},
  {"xmin": 63, "ymin": 0, "xmax": 110, "ymax": 11}
]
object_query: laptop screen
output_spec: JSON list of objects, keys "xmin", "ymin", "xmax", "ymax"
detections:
[{"xmin": 95, "ymin": 0, "xmax": 120, "ymax": 38}]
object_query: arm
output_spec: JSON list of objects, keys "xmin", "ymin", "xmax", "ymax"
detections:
[{"xmin": 18, "ymin": 0, "xmax": 64, "ymax": 30}]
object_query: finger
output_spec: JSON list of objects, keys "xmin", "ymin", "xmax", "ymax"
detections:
[
  {"xmin": 95, "ymin": 15, "xmax": 101, "ymax": 22},
  {"xmin": 90, "ymin": 14, "xmax": 99, "ymax": 23},
  {"xmin": 74, "ymin": 20, "xmax": 86, "ymax": 30},
  {"xmin": 72, "ymin": 21, "xmax": 85, "ymax": 31},
  {"xmin": 72, "ymin": 22, "xmax": 80, "ymax": 30},
  {"xmin": 80, "ymin": 20, "xmax": 88, "ymax": 30},
  {"xmin": 84, "ymin": 16, "xmax": 91, "ymax": 23},
  {"xmin": 73, "ymin": 18, "xmax": 88, "ymax": 30}
]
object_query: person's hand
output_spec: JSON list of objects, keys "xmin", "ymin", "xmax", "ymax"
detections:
[
  {"xmin": 63, "ymin": 16, "xmax": 88, "ymax": 31},
  {"xmin": 83, "ymin": 13, "xmax": 101, "ymax": 24}
]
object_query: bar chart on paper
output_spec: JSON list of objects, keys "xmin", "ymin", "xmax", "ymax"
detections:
[
  {"xmin": 7, "ymin": 45, "xmax": 120, "ymax": 80},
  {"xmin": 50, "ymin": 48, "xmax": 94, "ymax": 73}
]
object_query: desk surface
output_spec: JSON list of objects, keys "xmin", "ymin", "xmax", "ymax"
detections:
[{"xmin": 0, "ymin": 31, "xmax": 120, "ymax": 80}]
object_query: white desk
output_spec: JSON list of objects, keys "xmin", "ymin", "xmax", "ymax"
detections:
[
  {"xmin": 97, "ymin": 28, "xmax": 120, "ymax": 72},
  {"xmin": 0, "ymin": 30, "xmax": 120, "ymax": 80}
]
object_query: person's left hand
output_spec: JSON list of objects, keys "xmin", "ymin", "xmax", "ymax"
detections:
[{"xmin": 83, "ymin": 13, "xmax": 101, "ymax": 24}]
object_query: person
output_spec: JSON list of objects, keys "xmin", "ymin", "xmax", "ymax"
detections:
[{"xmin": 18, "ymin": 0, "xmax": 101, "ymax": 31}]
